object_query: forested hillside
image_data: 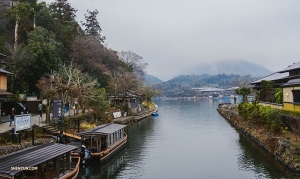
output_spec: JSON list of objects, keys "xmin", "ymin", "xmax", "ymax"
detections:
[{"xmin": 0, "ymin": 0, "xmax": 147, "ymax": 98}]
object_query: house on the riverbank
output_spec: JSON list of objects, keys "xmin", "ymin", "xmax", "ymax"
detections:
[
  {"xmin": 0, "ymin": 53, "xmax": 13, "ymax": 101},
  {"xmin": 251, "ymin": 62, "xmax": 300, "ymax": 112},
  {"xmin": 107, "ymin": 93, "xmax": 143, "ymax": 114}
]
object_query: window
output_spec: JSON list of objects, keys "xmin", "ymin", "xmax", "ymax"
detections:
[{"xmin": 292, "ymin": 90, "xmax": 300, "ymax": 103}]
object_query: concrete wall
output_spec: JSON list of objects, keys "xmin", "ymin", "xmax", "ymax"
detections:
[{"xmin": 283, "ymin": 87, "xmax": 300, "ymax": 111}]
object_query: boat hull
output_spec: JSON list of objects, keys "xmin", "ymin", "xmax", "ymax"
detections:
[{"xmin": 72, "ymin": 133, "xmax": 127, "ymax": 165}]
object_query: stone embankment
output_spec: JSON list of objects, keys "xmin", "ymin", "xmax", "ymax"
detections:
[
  {"xmin": 113, "ymin": 108, "xmax": 158, "ymax": 124},
  {"xmin": 217, "ymin": 103, "xmax": 300, "ymax": 176}
]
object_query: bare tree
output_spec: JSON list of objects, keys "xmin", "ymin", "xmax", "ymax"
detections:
[
  {"xmin": 117, "ymin": 51, "xmax": 148, "ymax": 79},
  {"xmin": 36, "ymin": 63, "xmax": 98, "ymax": 122},
  {"xmin": 142, "ymin": 85, "xmax": 161, "ymax": 107},
  {"xmin": 232, "ymin": 75, "xmax": 252, "ymax": 88}
]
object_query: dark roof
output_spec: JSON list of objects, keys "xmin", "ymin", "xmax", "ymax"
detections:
[
  {"xmin": 251, "ymin": 72, "xmax": 289, "ymax": 84},
  {"xmin": 278, "ymin": 62, "xmax": 300, "ymax": 73},
  {"xmin": 0, "ymin": 68, "xmax": 13, "ymax": 75},
  {"xmin": 0, "ymin": 142, "xmax": 77, "ymax": 176},
  {"xmin": 77, "ymin": 123, "xmax": 126, "ymax": 136},
  {"xmin": 282, "ymin": 78, "xmax": 300, "ymax": 86},
  {"xmin": 0, "ymin": 89, "xmax": 13, "ymax": 96},
  {"xmin": 0, "ymin": 53, "xmax": 6, "ymax": 58}
]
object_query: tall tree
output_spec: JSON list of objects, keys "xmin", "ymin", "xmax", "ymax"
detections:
[
  {"xmin": 11, "ymin": 2, "xmax": 34, "ymax": 51},
  {"xmin": 236, "ymin": 87, "xmax": 252, "ymax": 103},
  {"xmin": 260, "ymin": 80, "xmax": 275, "ymax": 102},
  {"xmin": 49, "ymin": 0, "xmax": 76, "ymax": 22},
  {"xmin": 20, "ymin": 26, "xmax": 62, "ymax": 94},
  {"xmin": 49, "ymin": 0, "xmax": 79, "ymax": 62},
  {"xmin": 81, "ymin": 9, "xmax": 105, "ymax": 43}
]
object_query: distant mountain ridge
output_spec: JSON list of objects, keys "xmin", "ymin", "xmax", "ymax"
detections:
[
  {"xmin": 181, "ymin": 59, "xmax": 273, "ymax": 77},
  {"xmin": 144, "ymin": 74, "xmax": 163, "ymax": 85}
]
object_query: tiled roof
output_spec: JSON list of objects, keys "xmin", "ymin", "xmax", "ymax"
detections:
[
  {"xmin": 0, "ymin": 143, "xmax": 77, "ymax": 176},
  {"xmin": 77, "ymin": 123, "xmax": 126, "ymax": 136},
  {"xmin": 282, "ymin": 78, "xmax": 300, "ymax": 86},
  {"xmin": 278, "ymin": 62, "xmax": 300, "ymax": 73},
  {"xmin": 251, "ymin": 72, "xmax": 289, "ymax": 84}
]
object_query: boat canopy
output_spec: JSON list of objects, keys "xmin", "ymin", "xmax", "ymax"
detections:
[
  {"xmin": 77, "ymin": 123, "xmax": 126, "ymax": 136},
  {"xmin": 0, "ymin": 143, "xmax": 77, "ymax": 177}
]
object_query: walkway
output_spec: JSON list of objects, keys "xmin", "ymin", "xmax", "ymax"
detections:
[{"xmin": 0, "ymin": 111, "xmax": 76, "ymax": 134}]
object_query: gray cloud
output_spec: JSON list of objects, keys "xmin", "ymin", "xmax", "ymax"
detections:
[{"xmin": 43, "ymin": 0, "xmax": 300, "ymax": 81}]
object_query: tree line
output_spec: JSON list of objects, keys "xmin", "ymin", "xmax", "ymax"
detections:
[{"xmin": 0, "ymin": 0, "xmax": 160, "ymax": 122}]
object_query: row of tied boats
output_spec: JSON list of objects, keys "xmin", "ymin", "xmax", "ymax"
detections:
[{"xmin": 0, "ymin": 123, "xmax": 127, "ymax": 179}]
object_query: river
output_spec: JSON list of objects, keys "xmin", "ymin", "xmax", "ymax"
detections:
[{"xmin": 77, "ymin": 98, "xmax": 297, "ymax": 179}]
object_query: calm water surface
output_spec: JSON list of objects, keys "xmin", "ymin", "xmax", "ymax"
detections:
[{"xmin": 78, "ymin": 99, "xmax": 298, "ymax": 179}]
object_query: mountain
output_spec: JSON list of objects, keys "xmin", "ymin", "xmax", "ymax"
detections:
[
  {"xmin": 144, "ymin": 74, "xmax": 163, "ymax": 85},
  {"xmin": 182, "ymin": 59, "xmax": 273, "ymax": 77}
]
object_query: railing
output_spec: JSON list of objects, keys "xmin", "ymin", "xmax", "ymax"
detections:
[{"xmin": 61, "ymin": 156, "xmax": 80, "ymax": 179}]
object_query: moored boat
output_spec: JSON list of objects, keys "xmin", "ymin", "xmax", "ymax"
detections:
[
  {"xmin": 0, "ymin": 143, "xmax": 80, "ymax": 179},
  {"xmin": 71, "ymin": 123, "xmax": 127, "ymax": 164},
  {"xmin": 151, "ymin": 112, "xmax": 158, "ymax": 116}
]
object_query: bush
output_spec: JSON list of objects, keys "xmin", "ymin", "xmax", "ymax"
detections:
[{"xmin": 237, "ymin": 102, "xmax": 284, "ymax": 134}]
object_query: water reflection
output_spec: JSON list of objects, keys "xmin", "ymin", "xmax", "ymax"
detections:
[
  {"xmin": 237, "ymin": 132, "xmax": 297, "ymax": 179},
  {"xmin": 77, "ymin": 99, "xmax": 299, "ymax": 179}
]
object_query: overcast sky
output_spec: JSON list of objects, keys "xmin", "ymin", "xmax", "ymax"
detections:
[{"xmin": 44, "ymin": 0, "xmax": 300, "ymax": 81}]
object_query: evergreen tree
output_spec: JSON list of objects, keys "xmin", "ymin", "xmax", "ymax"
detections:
[{"xmin": 81, "ymin": 9, "xmax": 105, "ymax": 43}]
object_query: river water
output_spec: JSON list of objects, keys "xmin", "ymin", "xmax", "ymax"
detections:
[{"xmin": 77, "ymin": 99, "xmax": 297, "ymax": 179}]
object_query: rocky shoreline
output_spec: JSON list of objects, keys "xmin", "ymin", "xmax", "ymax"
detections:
[{"xmin": 217, "ymin": 103, "xmax": 300, "ymax": 176}]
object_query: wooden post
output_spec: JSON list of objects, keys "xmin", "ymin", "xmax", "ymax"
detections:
[
  {"xmin": 77, "ymin": 119, "xmax": 80, "ymax": 133},
  {"xmin": 66, "ymin": 152, "xmax": 71, "ymax": 170},
  {"xmin": 20, "ymin": 171, "xmax": 24, "ymax": 179},
  {"xmin": 96, "ymin": 136, "xmax": 99, "ymax": 152},
  {"xmin": 45, "ymin": 160, "xmax": 49, "ymax": 179},
  {"xmin": 32, "ymin": 128, "xmax": 35, "ymax": 146},
  {"xmin": 18, "ymin": 132, "xmax": 21, "ymax": 144},
  {"xmin": 11, "ymin": 128, "xmax": 14, "ymax": 144},
  {"xmin": 37, "ymin": 164, "xmax": 42, "ymax": 179},
  {"xmin": 34, "ymin": 165, "xmax": 38, "ymax": 179},
  {"xmin": 55, "ymin": 156, "xmax": 59, "ymax": 178}
]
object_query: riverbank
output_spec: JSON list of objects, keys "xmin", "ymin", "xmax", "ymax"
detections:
[
  {"xmin": 217, "ymin": 103, "xmax": 300, "ymax": 176},
  {"xmin": 113, "ymin": 107, "xmax": 158, "ymax": 124}
]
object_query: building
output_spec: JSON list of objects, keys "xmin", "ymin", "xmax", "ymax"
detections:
[
  {"xmin": 251, "ymin": 62, "xmax": 300, "ymax": 111},
  {"xmin": 0, "ymin": 53, "xmax": 13, "ymax": 101}
]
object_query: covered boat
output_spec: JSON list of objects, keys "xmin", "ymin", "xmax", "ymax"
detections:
[
  {"xmin": 0, "ymin": 143, "xmax": 80, "ymax": 179},
  {"xmin": 71, "ymin": 123, "xmax": 127, "ymax": 164}
]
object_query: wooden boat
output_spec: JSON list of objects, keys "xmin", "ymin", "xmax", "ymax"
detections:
[
  {"xmin": 151, "ymin": 112, "xmax": 158, "ymax": 116},
  {"xmin": 71, "ymin": 123, "xmax": 127, "ymax": 164},
  {"xmin": 0, "ymin": 143, "xmax": 80, "ymax": 179}
]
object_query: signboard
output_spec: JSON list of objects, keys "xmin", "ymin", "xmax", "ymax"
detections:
[
  {"xmin": 113, "ymin": 111, "xmax": 122, "ymax": 118},
  {"xmin": 53, "ymin": 99, "xmax": 63, "ymax": 118},
  {"xmin": 14, "ymin": 114, "xmax": 31, "ymax": 133}
]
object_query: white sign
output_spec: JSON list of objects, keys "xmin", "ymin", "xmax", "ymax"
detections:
[
  {"xmin": 113, "ymin": 111, "xmax": 122, "ymax": 118},
  {"xmin": 14, "ymin": 114, "xmax": 31, "ymax": 133}
]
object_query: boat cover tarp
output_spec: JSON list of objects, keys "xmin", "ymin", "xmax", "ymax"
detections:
[
  {"xmin": 77, "ymin": 123, "xmax": 126, "ymax": 136},
  {"xmin": 0, "ymin": 142, "xmax": 77, "ymax": 177}
]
